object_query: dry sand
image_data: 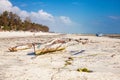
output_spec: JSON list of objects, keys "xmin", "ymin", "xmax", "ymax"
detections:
[{"xmin": 0, "ymin": 31, "xmax": 120, "ymax": 80}]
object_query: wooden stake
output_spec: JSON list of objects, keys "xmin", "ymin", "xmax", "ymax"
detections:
[{"xmin": 32, "ymin": 43, "xmax": 35, "ymax": 54}]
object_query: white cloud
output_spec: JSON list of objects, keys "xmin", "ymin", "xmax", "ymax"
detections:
[
  {"xmin": 38, "ymin": 10, "xmax": 54, "ymax": 22},
  {"xmin": 0, "ymin": 0, "xmax": 75, "ymax": 32},
  {"xmin": 30, "ymin": 10, "xmax": 55, "ymax": 26},
  {"xmin": 59, "ymin": 16, "xmax": 72, "ymax": 24},
  {"xmin": 0, "ymin": 0, "xmax": 12, "ymax": 12}
]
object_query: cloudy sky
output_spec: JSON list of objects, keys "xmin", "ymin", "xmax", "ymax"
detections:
[{"xmin": 0, "ymin": 0, "xmax": 120, "ymax": 33}]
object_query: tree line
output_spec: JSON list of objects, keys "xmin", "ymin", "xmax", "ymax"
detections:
[{"xmin": 0, "ymin": 11, "xmax": 49, "ymax": 32}]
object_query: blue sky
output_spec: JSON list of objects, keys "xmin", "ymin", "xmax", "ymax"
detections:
[{"xmin": 1, "ymin": 0, "xmax": 120, "ymax": 33}]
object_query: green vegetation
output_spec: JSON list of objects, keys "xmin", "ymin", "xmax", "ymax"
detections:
[{"xmin": 0, "ymin": 11, "xmax": 49, "ymax": 32}]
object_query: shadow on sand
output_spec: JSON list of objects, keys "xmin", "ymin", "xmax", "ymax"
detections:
[{"xmin": 27, "ymin": 52, "xmax": 35, "ymax": 56}]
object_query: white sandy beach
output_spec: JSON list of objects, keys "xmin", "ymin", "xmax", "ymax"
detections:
[
  {"xmin": 0, "ymin": 31, "xmax": 120, "ymax": 80},
  {"xmin": 0, "ymin": 31, "xmax": 60, "ymax": 38}
]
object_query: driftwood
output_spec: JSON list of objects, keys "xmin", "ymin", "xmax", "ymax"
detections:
[
  {"xmin": 8, "ymin": 38, "xmax": 89, "ymax": 54},
  {"xmin": 9, "ymin": 44, "xmax": 32, "ymax": 52},
  {"xmin": 34, "ymin": 39, "xmax": 67, "ymax": 55},
  {"xmin": 34, "ymin": 38, "xmax": 88, "ymax": 55},
  {"xmin": 35, "ymin": 43, "xmax": 66, "ymax": 55}
]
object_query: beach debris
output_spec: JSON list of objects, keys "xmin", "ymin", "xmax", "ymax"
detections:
[
  {"xmin": 9, "ymin": 43, "xmax": 32, "ymax": 52},
  {"xmin": 64, "ymin": 57, "xmax": 74, "ymax": 66},
  {"xmin": 75, "ymin": 38, "xmax": 89, "ymax": 45},
  {"xmin": 64, "ymin": 60, "xmax": 72, "ymax": 66},
  {"xmin": 77, "ymin": 68, "xmax": 93, "ymax": 73},
  {"xmin": 8, "ymin": 37, "xmax": 89, "ymax": 54},
  {"xmin": 34, "ymin": 38, "xmax": 72, "ymax": 55},
  {"xmin": 35, "ymin": 43, "xmax": 66, "ymax": 55},
  {"xmin": 53, "ymin": 38, "xmax": 88, "ymax": 45},
  {"xmin": 68, "ymin": 57, "xmax": 74, "ymax": 61},
  {"xmin": 111, "ymin": 54, "xmax": 116, "ymax": 57}
]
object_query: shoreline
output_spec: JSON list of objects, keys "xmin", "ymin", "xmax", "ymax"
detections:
[
  {"xmin": 0, "ymin": 31, "xmax": 120, "ymax": 38},
  {"xmin": 0, "ymin": 31, "xmax": 61, "ymax": 38}
]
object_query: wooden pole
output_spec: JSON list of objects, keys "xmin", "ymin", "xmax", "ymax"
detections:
[{"xmin": 33, "ymin": 43, "xmax": 35, "ymax": 54}]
